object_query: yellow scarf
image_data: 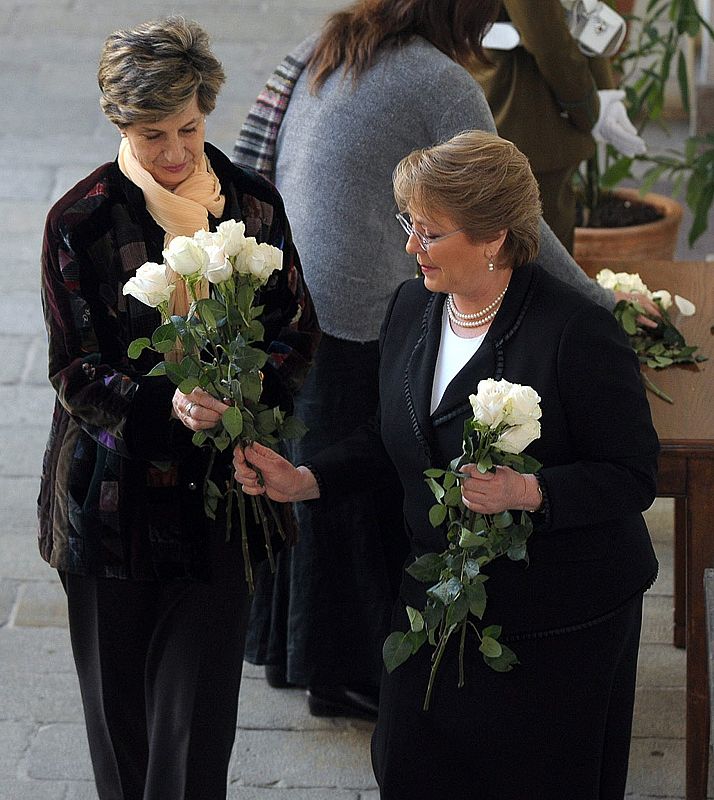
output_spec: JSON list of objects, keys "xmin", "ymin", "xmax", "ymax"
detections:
[{"xmin": 117, "ymin": 137, "xmax": 226, "ymax": 317}]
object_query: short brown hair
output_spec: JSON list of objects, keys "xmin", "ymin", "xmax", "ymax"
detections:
[
  {"xmin": 393, "ymin": 130, "xmax": 542, "ymax": 268},
  {"xmin": 308, "ymin": 0, "xmax": 499, "ymax": 91},
  {"xmin": 98, "ymin": 17, "xmax": 226, "ymax": 126}
]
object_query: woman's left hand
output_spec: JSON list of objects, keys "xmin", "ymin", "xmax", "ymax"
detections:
[
  {"xmin": 460, "ymin": 464, "xmax": 537, "ymax": 514},
  {"xmin": 172, "ymin": 387, "xmax": 230, "ymax": 431}
]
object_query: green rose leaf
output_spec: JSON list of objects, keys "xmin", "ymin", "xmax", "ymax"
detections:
[
  {"xmin": 465, "ymin": 580, "xmax": 487, "ymax": 619},
  {"xmin": 424, "ymin": 468, "xmax": 446, "ymax": 479},
  {"xmin": 179, "ymin": 378, "xmax": 200, "ymax": 394},
  {"xmin": 459, "ymin": 528, "xmax": 486, "ymax": 549},
  {"xmin": 165, "ymin": 361, "xmax": 186, "ymax": 387},
  {"xmin": 222, "ymin": 406, "xmax": 244, "ymax": 440},
  {"xmin": 425, "ymin": 477, "xmax": 446, "ymax": 502},
  {"xmin": 444, "ymin": 486, "xmax": 462, "ymax": 507},
  {"xmin": 212, "ymin": 432, "xmax": 232, "ymax": 452},
  {"xmin": 127, "ymin": 337, "xmax": 151, "ymax": 359},
  {"xmin": 192, "ymin": 430, "xmax": 207, "ymax": 446},
  {"xmin": 493, "ymin": 510, "xmax": 514, "ymax": 529},
  {"xmin": 479, "ymin": 635, "xmax": 502, "ymax": 659},
  {"xmin": 484, "ymin": 642, "xmax": 518, "ymax": 672},
  {"xmin": 383, "ymin": 631, "xmax": 415, "ymax": 673},
  {"xmin": 427, "ymin": 576, "xmax": 462, "ymax": 606},
  {"xmin": 406, "ymin": 553, "xmax": 444, "ymax": 583},
  {"xmin": 147, "ymin": 361, "xmax": 167, "ymax": 377},
  {"xmin": 463, "ymin": 558, "xmax": 481, "ymax": 580},
  {"xmin": 445, "ymin": 591, "xmax": 469, "ymax": 628},
  {"xmin": 406, "ymin": 606, "xmax": 425, "ymax": 633},
  {"xmin": 428, "ymin": 503, "xmax": 448, "ymax": 528},
  {"xmin": 152, "ymin": 322, "xmax": 177, "ymax": 349},
  {"xmin": 240, "ymin": 373, "xmax": 263, "ymax": 404}
]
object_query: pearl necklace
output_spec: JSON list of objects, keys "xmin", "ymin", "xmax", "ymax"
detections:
[{"xmin": 446, "ymin": 286, "xmax": 507, "ymax": 328}]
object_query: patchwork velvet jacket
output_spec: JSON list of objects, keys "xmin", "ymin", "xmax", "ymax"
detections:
[
  {"xmin": 38, "ymin": 143, "xmax": 320, "ymax": 581},
  {"xmin": 310, "ymin": 264, "xmax": 659, "ymax": 636}
]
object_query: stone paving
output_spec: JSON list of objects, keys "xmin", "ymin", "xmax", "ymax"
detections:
[{"xmin": 1, "ymin": 1, "xmax": 713, "ymax": 798}]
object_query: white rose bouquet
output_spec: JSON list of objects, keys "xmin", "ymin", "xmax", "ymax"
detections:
[
  {"xmin": 122, "ymin": 220, "xmax": 306, "ymax": 591},
  {"xmin": 383, "ymin": 378, "xmax": 542, "ymax": 710},
  {"xmin": 596, "ymin": 268, "xmax": 706, "ymax": 403}
]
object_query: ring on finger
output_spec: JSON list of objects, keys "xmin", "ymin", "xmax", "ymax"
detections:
[{"xmin": 186, "ymin": 401, "xmax": 195, "ymax": 418}]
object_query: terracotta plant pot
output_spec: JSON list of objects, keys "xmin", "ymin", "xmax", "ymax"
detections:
[{"xmin": 573, "ymin": 188, "xmax": 684, "ymax": 272}]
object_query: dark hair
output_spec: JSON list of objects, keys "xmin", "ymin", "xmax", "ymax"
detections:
[
  {"xmin": 307, "ymin": 0, "xmax": 500, "ymax": 91},
  {"xmin": 98, "ymin": 17, "xmax": 225, "ymax": 126}
]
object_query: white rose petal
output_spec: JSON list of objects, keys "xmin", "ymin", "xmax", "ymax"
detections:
[
  {"xmin": 595, "ymin": 268, "xmax": 617, "ymax": 290},
  {"xmin": 217, "ymin": 219, "xmax": 247, "ymax": 257},
  {"xmin": 469, "ymin": 378, "xmax": 513, "ymax": 427},
  {"xmin": 493, "ymin": 418, "xmax": 541, "ymax": 455},
  {"xmin": 651, "ymin": 289, "xmax": 672, "ymax": 310},
  {"xmin": 234, "ymin": 238, "xmax": 283, "ymax": 284},
  {"xmin": 674, "ymin": 294, "xmax": 696, "ymax": 316},
  {"xmin": 163, "ymin": 236, "xmax": 209, "ymax": 276},
  {"xmin": 596, "ymin": 269, "xmax": 650, "ymax": 296},
  {"xmin": 193, "ymin": 229, "xmax": 222, "ymax": 249},
  {"xmin": 503, "ymin": 384, "xmax": 542, "ymax": 426},
  {"xmin": 204, "ymin": 244, "xmax": 233, "ymax": 284},
  {"xmin": 122, "ymin": 262, "xmax": 175, "ymax": 308}
]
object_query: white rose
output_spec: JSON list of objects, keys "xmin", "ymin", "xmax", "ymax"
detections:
[
  {"xmin": 163, "ymin": 236, "xmax": 209, "ymax": 276},
  {"xmin": 204, "ymin": 244, "xmax": 233, "ymax": 284},
  {"xmin": 493, "ymin": 418, "xmax": 541, "ymax": 455},
  {"xmin": 122, "ymin": 262, "xmax": 175, "ymax": 308},
  {"xmin": 596, "ymin": 269, "xmax": 650, "ymax": 295},
  {"xmin": 193, "ymin": 229, "xmax": 222, "ymax": 249},
  {"xmin": 469, "ymin": 378, "xmax": 513, "ymax": 427},
  {"xmin": 595, "ymin": 268, "xmax": 617, "ymax": 290},
  {"xmin": 650, "ymin": 289, "xmax": 672, "ymax": 310},
  {"xmin": 216, "ymin": 219, "xmax": 247, "ymax": 257},
  {"xmin": 503, "ymin": 383, "xmax": 542, "ymax": 426},
  {"xmin": 235, "ymin": 238, "xmax": 283, "ymax": 284},
  {"xmin": 674, "ymin": 294, "xmax": 696, "ymax": 316}
]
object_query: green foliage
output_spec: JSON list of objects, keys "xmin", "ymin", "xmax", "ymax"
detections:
[
  {"xmin": 125, "ymin": 243, "xmax": 306, "ymax": 595},
  {"xmin": 385, "ymin": 414, "xmax": 542, "ymax": 709},
  {"xmin": 613, "ymin": 297, "xmax": 707, "ymax": 402},
  {"xmin": 578, "ymin": 0, "xmax": 714, "ymax": 246}
]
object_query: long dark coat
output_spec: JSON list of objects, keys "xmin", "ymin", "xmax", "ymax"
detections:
[
  {"xmin": 38, "ymin": 143, "xmax": 320, "ymax": 581},
  {"xmin": 309, "ymin": 263, "xmax": 659, "ymax": 797}
]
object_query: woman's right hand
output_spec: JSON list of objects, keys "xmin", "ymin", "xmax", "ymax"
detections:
[{"xmin": 233, "ymin": 441, "xmax": 320, "ymax": 503}]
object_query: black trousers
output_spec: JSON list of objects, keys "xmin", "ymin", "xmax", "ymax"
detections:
[
  {"xmin": 372, "ymin": 593, "xmax": 644, "ymax": 800},
  {"xmin": 61, "ymin": 528, "xmax": 251, "ymax": 800}
]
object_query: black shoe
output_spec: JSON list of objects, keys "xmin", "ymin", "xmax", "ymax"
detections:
[
  {"xmin": 264, "ymin": 664, "xmax": 292, "ymax": 689},
  {"xmin": 307, "ymin": 684, "xmax": 379, "ymax": 721}
]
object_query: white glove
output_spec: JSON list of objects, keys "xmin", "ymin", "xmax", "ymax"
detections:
[{"xmin": 592, "ymin": 90, "xmax": 647, "ymax": 157}]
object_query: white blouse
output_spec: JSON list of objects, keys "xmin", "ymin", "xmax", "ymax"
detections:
[{"xmin": 430, "ymin": 304, "xmax": 486, "ymax": 414}]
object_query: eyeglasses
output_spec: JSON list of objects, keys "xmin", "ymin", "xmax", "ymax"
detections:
[{"xmin": 395, "ymin": 212, "xmax": 463, "ymax": 251}]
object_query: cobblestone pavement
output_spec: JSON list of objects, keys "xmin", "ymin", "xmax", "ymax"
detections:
[{"xmin": 1, "ymin": 1, "xmax": 710, "ymax": 798}]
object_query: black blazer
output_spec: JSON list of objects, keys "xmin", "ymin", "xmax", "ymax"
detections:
[{"xmin": 311, "ymin": 263, "xmax": 659, "ymax": 637}]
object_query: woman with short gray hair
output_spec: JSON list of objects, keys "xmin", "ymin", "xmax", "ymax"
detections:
[{"xmin": 39, "ymin": 17, "xmax": 318, "ymax": 799}]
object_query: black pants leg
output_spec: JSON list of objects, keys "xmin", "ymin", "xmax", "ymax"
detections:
[{"xmin": 62, "ymin": 528, "xmax": 250, "ymax": 800}]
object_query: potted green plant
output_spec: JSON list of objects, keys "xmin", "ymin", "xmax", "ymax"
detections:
[{"xmin": 574, "ymin": 0, "xmax": 714, "ymax": 262}]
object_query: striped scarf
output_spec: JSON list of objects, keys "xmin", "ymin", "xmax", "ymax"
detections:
[{"xmin": 232, "ymin": 35, "xmax": 316, "ymax": 180}]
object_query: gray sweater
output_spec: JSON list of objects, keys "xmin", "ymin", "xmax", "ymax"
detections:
[{"xmin": 275, "ymin": 36, "xmax": 613, "ymax": 342}]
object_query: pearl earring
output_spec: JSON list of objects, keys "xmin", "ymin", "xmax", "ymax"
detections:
[{"xmin": 487, "ymin": 255, "xmax": 495, "ymax": 272}]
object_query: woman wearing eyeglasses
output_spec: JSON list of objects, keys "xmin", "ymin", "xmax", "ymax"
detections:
[
  {"xmin": 235, "ymin": 0, "xmax": 648, "ymax": 725},
  {"xmin": 235, "ymin": 130, "xmax": 659, "ymax": 799}
]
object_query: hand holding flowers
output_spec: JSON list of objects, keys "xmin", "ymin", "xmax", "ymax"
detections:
[
  {"xmin": 596, "ymin": 268, "xmax": 706, "ymax": 403},
  {"xmin": 122, "ymin": 220, "xmax": 306, "ymax": 591},
  {"xmin": 383, "ymin": 379, "xmax": 543, "ymax": 710}
]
